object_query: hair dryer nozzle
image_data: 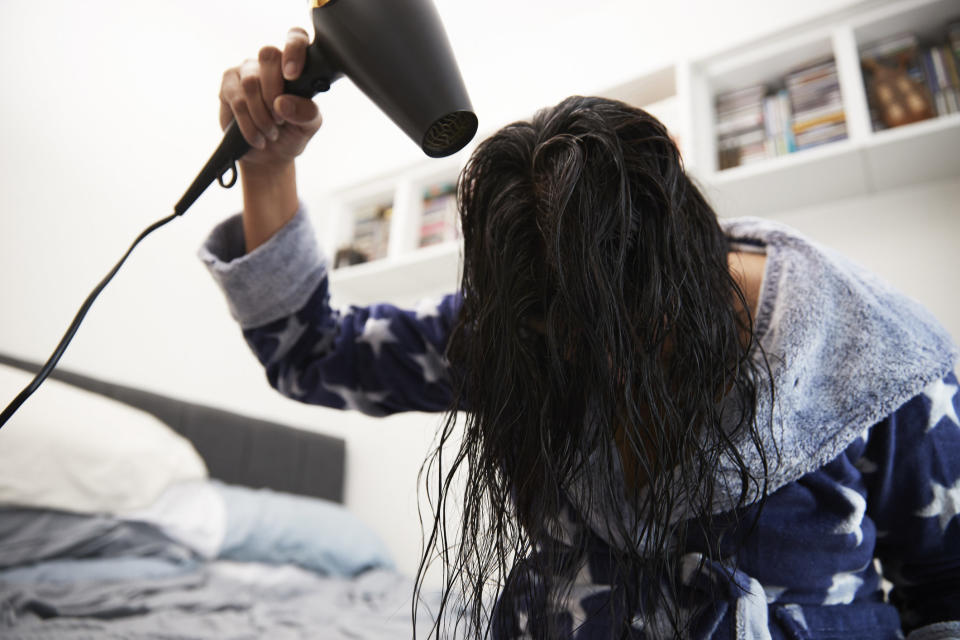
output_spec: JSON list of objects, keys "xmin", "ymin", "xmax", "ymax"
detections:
[
  {"xmin": 423, "ymin": 110, "xmax": 478, "ymax": 158},
  {"xmin": 312, "ymin": 0, "xmax": 477, "ymax": 158}
]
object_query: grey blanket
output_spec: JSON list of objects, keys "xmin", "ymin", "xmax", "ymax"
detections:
[
  {"xmin": 1, "ymin": 564, "xmax": 441, "ymax": 639},
  {"xmin": 0, "ymin": 509, "xmax": 451, "ymax": 639}
]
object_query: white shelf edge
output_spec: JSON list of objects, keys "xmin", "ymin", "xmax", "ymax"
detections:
[
  {"xmin": 703, "ymin": 138, "xmax": 860, "ymax": 185},
  {"xmin": 865, "ymin": 113, "xmax": 960, "ymax": 148},
  {"xmin": 329, "ymin": 240, "xmax": 460, "ymax": 285}
]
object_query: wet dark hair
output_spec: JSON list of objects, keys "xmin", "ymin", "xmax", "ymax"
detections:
[{"xmin": 415, "ymin": 96, "xmax": 772, "ymax": 638}]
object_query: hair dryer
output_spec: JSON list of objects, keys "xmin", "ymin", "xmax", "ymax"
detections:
[{"xmin": 175, "ymin": 0, "xmax": 478, "ymax": 217}]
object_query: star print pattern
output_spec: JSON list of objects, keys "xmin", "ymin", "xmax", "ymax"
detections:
[
  {"xmin": 491, "ymin": 371, "xmax": 960, "ymax": 639},
  {"xmin": 923, "ymin": 376, "xmax": 960, "ymax": 433},
  {"xmin": 823, "ymin": 571, "xmax": 864, "ymax": 605},
  {"xmin": 321, "ymin": 382, "xmax": 390, "ymax": 416},
  {"xmin": 411, "ymin": 338, "xmax": 450, "ymax": 384},
  {"xmin": 916, "ymin": 476, "xmax": 960, "ymax": 534},
  {"xmin": 241, "ymin": 281, "xmax": 460, "ymax": 416},
  {"xmin": 832, "ymin": 484, "xmax": 867, "ymax": 546},
  {"xmin": 229, "ymin": 263, "xmax": 960, "ymax": 639},
  {"xmin": 194, "ymin": 203, "xmax": 960, "ymax": 640},
  {"xmin": 356, "ymin": 316, "xmax": 398, "ymax": 358}
]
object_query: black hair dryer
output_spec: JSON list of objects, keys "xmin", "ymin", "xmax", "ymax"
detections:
[{"xmin": 175, "ymin": 0, "xmax": 479, "ymax": 216}]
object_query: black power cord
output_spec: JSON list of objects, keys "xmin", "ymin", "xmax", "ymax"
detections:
[
  {"xmin": 0, "ymin": 211, "xmax": 180, "ymax": 429},
  {"xmin": 0, "ymin": 44, "xmax": 338, "ymax": 429},
  {"xmin": 0, "ymin": 100, "xmax": 255, "ymax": 431}
]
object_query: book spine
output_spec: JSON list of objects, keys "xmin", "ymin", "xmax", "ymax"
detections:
[
  {"xmin": 939, "ymin": 45, "xmax": 960, "ymax": 114},
  {"xmin": 778, "ymin": 90, "xmax": 796, "ymax": 153},
  {"xmin": 763, "ymin": 95, "xmax": 777, "ymax": 157},
  {"xmin": 921, "ymin": 49, "xmax": 945, "ymax": 115}
]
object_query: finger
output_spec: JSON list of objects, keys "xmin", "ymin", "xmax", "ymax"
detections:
[
  {"xmin": 221, "ymin": 68, "xmax": 266, "ymax": 149},
  {"xmin": 281, "ymin": 27, "xmax": 310, "ymax": 81},
  {"xmin": 258, "ymin": 46, "xmax": 285, "ymax": 125},
  {"xmin": 274, "ymin": 95, "xmax": 322, "ymax": 129},
  {"xmin": 238, "ymin": 59, "xmax": 280, "ymax": 143}
]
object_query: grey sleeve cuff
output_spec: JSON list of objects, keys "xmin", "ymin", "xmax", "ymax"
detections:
[
  {"xmin": 907, "ymin": 622, "xmax": 960, "ymax": 640},
  {"xmin": 198, "ymin": 206, "xmax": 328, "ymax": 329}
]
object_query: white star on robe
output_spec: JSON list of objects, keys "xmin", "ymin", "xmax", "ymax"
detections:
[
  {"xmin": 322, "ymin": 382, "xmax": 390, "ymax": 415},
  {"xmin": 558, "ymin": 561, "xmax": 610, "ymax": 630},
  {"xmin": 414, "ymin": 296, "xmax": 443, "ymax": 320},
  {"xmin": 781, "ymin": 604, "xmax": 808, "ymax": 631},
  {"xmin": 855, "ymin": 456, "xmax": 879, "ymax": 474},
  {"xmin": 824, "ymin": 572, "xmax": 863, "ymax": 605},
  {"xmin": 832, "ymin": 485, "xmax": 866, "ymax": 547},
  {"xmin": 412, "ymin": 339, "xmax": 449, "ymax": 384},
  {"xmin": 515, "ymin": 610, "xmax": 532, "ymax": 638},
  {"xmin": 265, "ymin": 314, "xmax": 307, "ymax": 366},
  {"xmin": 916, "ymin": 476, "xmax": 960, "ymax": 533},
  {"xmin": 923, "ymin": 377, "xmax": 960, "ymax": 433},
  {"xmin": 357, "ymin": 316, "xmax": 398, "ymax": 357},
  {"xmin": 764, "ymin": 585, "xmax": 787, "ymax": 604}
]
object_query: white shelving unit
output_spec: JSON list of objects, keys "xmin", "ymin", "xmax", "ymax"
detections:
[
  {"xmin": 685, "ymin": 0, "xmax": 960, "ymax": 217},
  {"xmin": 327, "ymin": 0, "xmax": 960, "ymax": 306},
  {"xmin": 326, "ymin": 155, "xmax": 467, "ymax": 307}
]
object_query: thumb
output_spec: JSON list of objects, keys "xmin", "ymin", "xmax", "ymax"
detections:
[{"xmin": 274, "ymin": 95, "xmax": 321, "ymax": 128}]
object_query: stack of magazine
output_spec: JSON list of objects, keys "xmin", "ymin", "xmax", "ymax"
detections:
[
  {"xmin": 785, "ymin": 57, "xmax": 848, "ymax": 151},
  {"xmin": 418, "ymin": 183, "xmax": 459, "ymax": 248},
  {"xmin": 349, "ymin": 202, "xmax": 392, "ymax": 264},
  {"xmin": 716, "ymin": 85, "xmax": 768, "ymax": 170},
  {"xmin": 715, "ymin": 56, "xmax": 848, "ymax": 170}
]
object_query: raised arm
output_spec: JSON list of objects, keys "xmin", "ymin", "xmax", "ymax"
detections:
[{"xmin": 201, "ymin": 28, "xmax": 461, "ymax": 416}]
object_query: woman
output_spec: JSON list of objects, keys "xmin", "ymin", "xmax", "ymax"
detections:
[{"xmin": 201, "ymin": 28, "xmax": 960, "ymax": 639}]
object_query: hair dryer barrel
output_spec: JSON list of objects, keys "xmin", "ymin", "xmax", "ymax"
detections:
[{"xmin": 312, "ymin": 0, "xmax": 478, "ymax": 158}]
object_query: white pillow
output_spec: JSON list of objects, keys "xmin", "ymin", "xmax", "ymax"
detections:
[{"xmin": 0, "ymin": 364, "xmax": 208, "ymax": 514}]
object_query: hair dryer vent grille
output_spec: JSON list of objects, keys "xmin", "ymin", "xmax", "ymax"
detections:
[{"xmin": 422, "ymin": 111, "xmax": 478, "ymax": 158}]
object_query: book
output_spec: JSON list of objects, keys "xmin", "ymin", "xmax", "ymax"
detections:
[
  {"xmin": 714, "ymin": 56, "xmax": 852, "ymax": 169},
  {"xmin": 418, "ymin": 183, "xmax": 459, "ymax": 247},
  {"xmin": 949, "ymin": 21, "xmax": 960, "ymax": 60},
  {"xmin": 785, "ymin": 57, "xmax": 846, "ymax": 148},
  {"xmin": 933, "ymin": 46, "xmax": 960, "ymax": 113},
  {"xmin": 860, "ymin": 32, "xmax": 935, "ymax": 129},
  {"xmin": 350, "ymin": 203, "xmax": 392, "ymax": 262}
]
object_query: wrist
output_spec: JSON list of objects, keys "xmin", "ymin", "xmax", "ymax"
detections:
[
  {"xmin": 239, "ymin": 160, "xmax": 299, "ymax": 253},
  {"xmin": 238, "ymin": 158, "xmax": 294, "ymax": 184}
]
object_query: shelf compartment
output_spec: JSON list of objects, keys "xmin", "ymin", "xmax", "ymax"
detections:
[
  {"xmin": 853, "ymin": 0, "xmax": 960, "ymax": 132},
  {"xmin": 697, "ymin": 139, "xmax": 868, "ymax": 218},
  {"xmin": 328, "ymin": 240, "xmax": 460, "ymax": 307},
  {"xmin": 698, "ymin": 112, "xmax": 960, "ymax": 217}
]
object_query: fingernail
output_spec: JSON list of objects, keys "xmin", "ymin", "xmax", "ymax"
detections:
[
  {"xmin": 276, "ymin": 98, "xmax": 291, "ymax": 117},
  {"xmin": 268, "ymin": 127, "xmax": 279, "ymax": 141},
  {"xmin": 283, "ymin": 62, "xmax": 297, "ymax": 79},
  {"xmin": 253, "ymin": 134, "xmax": 266, "ymax": 149}
]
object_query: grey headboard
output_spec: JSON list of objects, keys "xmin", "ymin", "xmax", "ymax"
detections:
[{"xmin": 0, "ymin": 354, "xmax": 345, "ymax": 504}]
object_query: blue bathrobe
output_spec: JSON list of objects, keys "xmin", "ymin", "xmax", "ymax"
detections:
[{"xmin": 200, "ymin": 209, "xmax": 960, "ymax": 639}]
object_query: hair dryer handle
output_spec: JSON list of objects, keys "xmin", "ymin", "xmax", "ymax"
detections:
[
  {"xmin": 174, "ymin": 42, "xmax": 342, "ymax": 217},
  {"xmin": 284, "ymin": 42, "xmax": 343, "ymax": 98}
]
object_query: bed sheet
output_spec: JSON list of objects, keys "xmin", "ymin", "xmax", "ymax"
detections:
[
  {"xmin": 1, "ymin": 558, "xmax": 445, "ymax": 639},
  {"xmin": 0, "ymin": 487, "xmax": 457, "ymax": 638}
]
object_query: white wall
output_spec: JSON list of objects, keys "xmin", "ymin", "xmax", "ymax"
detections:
[{"xmin": 4, "ymin": 0, "xmax": 956, "ymax": 584}]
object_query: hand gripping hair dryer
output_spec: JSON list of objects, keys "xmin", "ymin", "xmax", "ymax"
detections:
[{"xmin": 175, "ymin": 0, "xmax": 479, "ymax": 216}]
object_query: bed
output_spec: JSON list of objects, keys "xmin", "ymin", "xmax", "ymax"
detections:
[{"xmin": 0, "ymin": 353, "xmax": 450, "ymax": 639}]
